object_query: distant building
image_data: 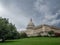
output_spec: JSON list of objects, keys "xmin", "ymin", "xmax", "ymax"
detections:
[{"xmin": 24, "ymin": 19, "xmax": 60, "ymax": 37}]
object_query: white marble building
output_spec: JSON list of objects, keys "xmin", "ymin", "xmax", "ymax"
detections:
[{"xmin": 24, "ymin": 19, "xmax": 60, "ymax": 37}]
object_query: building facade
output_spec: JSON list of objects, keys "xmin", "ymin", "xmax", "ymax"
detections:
[{"xmin": 24, "ymin": 19, "xmax": 60, "ymax": 37}]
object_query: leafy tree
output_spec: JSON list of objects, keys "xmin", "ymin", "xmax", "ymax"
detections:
[
  {"xmin": 0, "ymin": 17, "xmax": 20, "ymax": 42},
  {"xmin": 20, "ymin": 32, "xmax": 28, "ymax": 38},
  {"xmin": 48, "ymin": 30, "xmax": 55, "ymax": 37}
]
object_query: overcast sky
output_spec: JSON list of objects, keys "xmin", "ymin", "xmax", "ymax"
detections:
[{"xmin": 0, "ymin": 0, "xmax": 60, "ymax": 31}]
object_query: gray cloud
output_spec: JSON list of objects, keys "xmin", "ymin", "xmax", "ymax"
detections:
[
  {"xmin": 34, "ymin": 0, "xmax": 60, "ymax": 25},
  {"xmin": 0, "ymin": 0, "xmax": 60, "ymax": 31}
]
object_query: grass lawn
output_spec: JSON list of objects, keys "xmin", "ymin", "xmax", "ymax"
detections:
[{"xmin": 0, "ymin": 37, "xmax": 60, "ymax": 45}]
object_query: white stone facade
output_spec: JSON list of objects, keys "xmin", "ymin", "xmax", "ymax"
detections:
[{"xmin": 24, "ymin": 19, "xmax": 60, "ymax": 37}]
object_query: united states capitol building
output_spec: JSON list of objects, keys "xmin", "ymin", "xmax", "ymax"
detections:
[{"xmin": 23, "ymin": 19, "xmax": 60, "ymax": 37}]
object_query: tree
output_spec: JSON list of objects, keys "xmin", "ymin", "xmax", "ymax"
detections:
[
  {"xmin": 20, "ymin": 32, "xmax": 28, "ymax": 38},
  {"xmin": 0, "ymin": 17, "xmax": 20, "ymax": 42},
  {"xmin": 48, "ymin": 30, "xmax": 55, "ymax": 37}
]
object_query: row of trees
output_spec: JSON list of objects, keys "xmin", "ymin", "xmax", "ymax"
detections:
[
  {"xmin": 46, "ymin": 31, "xmax": 60, "ymax": 37},
  {"xmin": 19, "ymin": 30, "xmax": 60, "ymax": 38},
  {"xmin": 38, "ymin": 30, "xmax": 60, "ymax": 37}
]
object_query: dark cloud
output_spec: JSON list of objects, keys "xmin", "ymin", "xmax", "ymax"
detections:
[{"xmin": 0, "ymin": 0, "xmax": 60, "ymax": 31}]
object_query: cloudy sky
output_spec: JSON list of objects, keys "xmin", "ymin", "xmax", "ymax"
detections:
[{"xmin": 0, "ymin": 0, "xmax": 60, "ymax": 31}]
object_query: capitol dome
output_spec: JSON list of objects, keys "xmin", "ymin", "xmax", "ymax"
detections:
[{"xmin": 26, "ymin": 19, "xmax": 35, "ymax": 29}]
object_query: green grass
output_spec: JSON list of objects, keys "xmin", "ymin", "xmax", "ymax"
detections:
[{"xmin": 0, "ymin": 37, "xmax": 60, "ymax": 45}]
